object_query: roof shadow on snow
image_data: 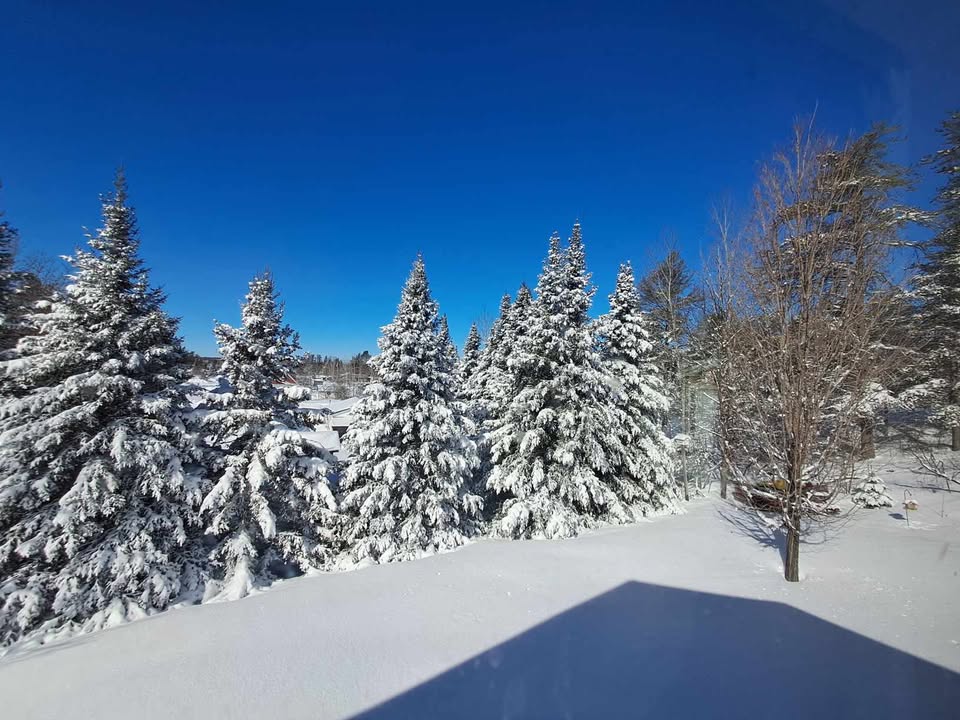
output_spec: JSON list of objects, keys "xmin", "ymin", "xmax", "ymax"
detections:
[{"xmin": 352, "ymin": 581, "xmax": 960, "ymax": 719}]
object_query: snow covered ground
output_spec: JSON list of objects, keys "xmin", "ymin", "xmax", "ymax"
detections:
[{"xmin": 1, "ymin": 446, "xmax": 958, "ymax": 718}]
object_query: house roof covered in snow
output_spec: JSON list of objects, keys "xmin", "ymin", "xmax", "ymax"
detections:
[{"xmin": 300, "ymin": 397, "xmax": 359, "ymax": 417}]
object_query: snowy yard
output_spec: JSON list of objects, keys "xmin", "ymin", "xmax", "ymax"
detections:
[
  {"xmin": 1, "ymin": 447, "xmax": 957, "ymax": 719},
  {"xmin": 3, "ymin": 4, "xmax": 958, "ymax": 717}
]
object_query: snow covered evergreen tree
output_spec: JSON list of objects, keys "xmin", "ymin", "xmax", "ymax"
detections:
[
  {"xmin": 338, "ymin": 256, "xmax": 481, "ymax": 564},
  {"xmin": 912, "ymin": 111, "xmax": 960, "ymax": 449},
  {"xmin": 0, "ymin": 171, "xmax": 203, "ymax": 644},
  {"xmin": 487, "ymin": 225, "xmax": 627, "ymax": 538},
  {"xmin": 503, "ymin": 283, "xmax": 533, "ymax": 374},
  {"xmin": 438, "ymin": 314, "xmax": 459, "ymax": 378},
  {"xmin": 467, "ymin": 286, "xmax": 534, "ymax": 424},
  {"xmin": 0, "ymin": 194, "xmax": 51, "ymax": 355},
  {"xmin": 0, "ymin": 193, "xmax": 17, "ymax": 349},
  {"xmin": 458, "ymin": 323, "xmax": 482, "ymax": 387},
  {"xmin": 852, "ymin": 472, "xmax": 894, "ymax": 509},
  {"xmin": 464, "ymin": 292, "xmax": 513, "ymax": 422},
  {"xmin": 199, "ymin": 272, "xmax": 336, "ymax": 600},
  {"xmin": 596, "ymin": 262, "xmax": 677, "ymax": 514}
]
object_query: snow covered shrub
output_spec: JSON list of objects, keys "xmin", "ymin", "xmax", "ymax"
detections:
[
  {"xmin": 852, "ymin": 472, "xmax": 894, "ymax": 509},
  {"xmin": 0, "ymin": 172, "xmax": 204, "ymax": 645},
  {"xmin": 198, "ymin": 273, "xmax": 337, "ymax": 601},
  {"xmin": 339, "ymin": 256, "xmax": 481, "ymax": 564}
]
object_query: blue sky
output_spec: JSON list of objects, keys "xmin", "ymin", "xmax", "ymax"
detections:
[{"xmin": 1, "ymin": 0, "xmax": 956, "ymax": 356}]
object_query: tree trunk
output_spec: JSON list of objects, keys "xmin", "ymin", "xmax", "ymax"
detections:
[
  {"xmin": 784, "ymin": 524, "xmax": 800, "ymax": 582},
  {"xmin": 681, "ymin": 450, "xmax": 690, "ymax": 502},
  {"xmin": 952, "ymin": 426, "xmax": 960, "ymax": 452},
  {"xmin": 784, "ymin": 464, "xmax": 801, "ymax": 582},
  {"xmin": 858, "ymin": 419, "xmax": 875, "ymax": 460},
  {"xmin": 719, "ymin": 461, "xmax": 728, "ymax": 500}
]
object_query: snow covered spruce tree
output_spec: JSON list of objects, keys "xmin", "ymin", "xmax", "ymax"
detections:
[
  {"xmin": 0, "ymin": 195, "xmax": 51, "ymax": 355},
  {"xmin": 464, "ymin": 292, "xmax": 513, "ymax": 422},
  {"xmin": 487, "ymin": 225, "xmax": 630, "ymax": 538},
  {"xmin": 852, "ymin": 472, "xmax": 893, "ymax": 509},
  {"xmin": 0, "ymin": 194, "xmax": 18, "ymax": 350},
  {"xmin": 595, "ymin": 262, "xmax": 677, "ymax": 514},
  {"xmin": 199, "ymin": 272, "xmax": 336, "ymax": 600},
  {"xmin": 458, "ymin": 323, "xmax": 482, "ymax": 387},
  {"xmin": 504, "ymin": 283, "xmax": 533, "ymax": 371},
  {"xmin": 911, "ymin": 111, "xmax": 960, "ymax": 450},
  {"xmin": 465, "ymin": 285, "xmax": 534, "ymax": 424},
  {"xmin": 338, "ymin": 256, "xmax": 481, "ymax": 564},
  {"xmin": 0, "ymin": 172, "xmax": 203, "ymax": 644},
  {"xmin": 438, "ymin": 314, "xmax": 459, "ymax": 379}
]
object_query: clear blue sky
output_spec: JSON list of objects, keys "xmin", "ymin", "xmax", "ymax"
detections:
[{"xmin": 1, "ymin": 0, "xmax": 956, "ymax": 356}]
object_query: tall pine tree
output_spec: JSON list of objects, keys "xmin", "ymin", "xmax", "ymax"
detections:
[
  {"xmin": 596, "ymin": 263, "xmax": 677, "ymax": 514},
  {"xmin": 464, "ymin": 292, "xmax": 513, "ymax": 422},
  {"xmin": 438, "ymin": 314, "xmax": 459, "ymax": 379},
  {"xmin": 198, "ymin": 273, "xmax": 337, "ymax": 601},
  {"xmin": 466, "ymin": 285, "xmax": 534, "ymax": 428},
  {"xmin": 458, "ymin": 323, "xmax": 482, "ymax": 387},
  {"xmin": 502, "ymin": 283, "xmax": 534, "ymax": 386},
  {"xmin": 0, "ymin": 189, "xmax": 18, "ymax": 349},
  {"xmin": 637, "ymin": 249, "xmax": 702, "ymax": 439},
  {"xmin": 0, "ymin": 171, "xmax": 202, "ymax": 644},
  {"xmin": 912, "ymin": 111, "xmax": 960, "ymax": 449},
  {"xmin": 339, "ymin": 256, "xmax": 481, "ymax": 563},
  {"xmin": 469, "ymin": 284, "xmax": 534, "ymax": 509},
  {"xmin": 0, "ymin": 191, "xmax": 51, "ymax": 355},
  {"xmin": 487, "ymin": 225, "xmax": 626, "ymax": 538}
]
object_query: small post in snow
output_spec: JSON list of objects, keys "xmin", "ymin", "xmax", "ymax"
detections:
[{"xmin": 902, "ymin": 490, "xmax": 918, "ymax": 527}]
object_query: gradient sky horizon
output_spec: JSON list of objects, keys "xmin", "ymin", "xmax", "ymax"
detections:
[{"xmin": 1, "ymin": 0, "xmax": 957, "ymax": 356}]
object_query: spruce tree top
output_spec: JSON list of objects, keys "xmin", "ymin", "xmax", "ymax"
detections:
[
  {"xmin": 603, "ymin": 262, "xmax": 656, "ymax": 365},
  {"xmin": 17, "ymin": 170, "xmax": 185, "ymax": 389},
  {"xmin": 438, "ymin": 314, "xmax": 458, "ymax": 376},
  {"xmin": 0, "ymin": 187, "xmax": 17, "ymax": 318},
  {"xmin": 215, "ymin": 271, "xmax": 300, "ymax": 411},
  {"xmin": 370, "ymin": 254, "xmax": 446, "ymax": 395},
  {"xmin": 502, "ymin": 283, "xmax": 533, "ymax": 370},
  {"xmin": 485, "ymin": 293, "xmax": 513, "ymax": 359},
  {"xmin": 529, "ymin": 227, "xmax": 594, "ymax": 372},
  {"xmin": 564, "ymin": 223, "xmax": 594, "ymax": 326},
  {"xmin": 0, "ymin": 191, "xmax": 20, "ymax": 346},
  {"xmin": 461, "ymin": 322, "xmax": 481, "ymax": 365}
]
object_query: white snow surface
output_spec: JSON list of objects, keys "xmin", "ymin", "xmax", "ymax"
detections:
[{"xmin": 1, "ymin": 447, "xmax": 958, "ymax": 718}]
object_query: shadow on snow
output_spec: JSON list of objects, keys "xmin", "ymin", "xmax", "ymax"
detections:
[{"xmin": 353, "ymin": 581, "xmax": 960, "ymax": 719}]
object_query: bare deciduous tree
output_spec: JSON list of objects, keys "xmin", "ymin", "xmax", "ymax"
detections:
[
  {"xmin": 720, "ymin": 121, "xmax": 909, "ymax": 581},
  {"xmin": 701, "ymin": 202, "xmax": 741, "ymax": 500}
]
